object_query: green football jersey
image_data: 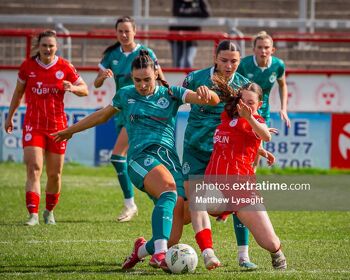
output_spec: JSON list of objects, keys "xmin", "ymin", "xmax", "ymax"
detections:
[
  {"xmin": 237, "ymin": 55, "xmax": 285, "ymax": 121},
  {"xmin": 99, "ymin": 43, "xmax": 159, "ymax": 91},
  {"xmin": 183, "ymin": 66, "xmax": 250, "ymax": 154},
  {"xmin": 112, "ymin": 85, "xmax": 187, "ymax": 158}
]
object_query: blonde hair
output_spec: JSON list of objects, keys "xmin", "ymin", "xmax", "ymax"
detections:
[{"xmin": 253, "ymin": 31, "xmax": 273, "ymax": 48}]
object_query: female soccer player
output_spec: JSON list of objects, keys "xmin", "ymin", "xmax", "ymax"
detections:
[
  {"xmin": 237, "ymin": 31, "xmax": 290, "ymax": 176},
  {"xmin": 237, "ymin": 31, "xmax": 290, "ymax": 127},
  {"xmin": 180, "ymin": 40, "xmax": 258, "ymax": 270},
  {"xmin": 4, "ymin": 30, "xmax": 88, "ymax": 226},
  {"xmin": 52, "ymin": 50, "xmax": 220, "ymax": 271},
  {"xmin": 203, "ymin": 79, "xmax": 287, "ymax": 270},
  {"xmin": 94, "ymin": 16, "xmax": 165, "ymax": 222}
]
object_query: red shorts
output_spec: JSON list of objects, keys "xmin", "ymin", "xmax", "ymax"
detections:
[{"xmin": 22, "ymin": 127, "xmax": 67, "ymax": 154}]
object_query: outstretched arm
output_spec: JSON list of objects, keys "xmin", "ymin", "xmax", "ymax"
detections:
[
  {"xmin": 185, "ymin": 85, "xmax": 220, "ymax": 106},
  {"xmin": 52, "ymin": 105, "xmax": 118, "ymax": 142}
]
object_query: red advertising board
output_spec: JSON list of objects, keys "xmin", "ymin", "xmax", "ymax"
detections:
[{"xmin": 331, "ymin": 114, "xmax": 350, "ymax": 169}]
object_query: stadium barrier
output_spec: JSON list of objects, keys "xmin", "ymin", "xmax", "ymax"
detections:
[{"xmin": 0, "ymin": 29, "xmax": 349, "ymax": 169}]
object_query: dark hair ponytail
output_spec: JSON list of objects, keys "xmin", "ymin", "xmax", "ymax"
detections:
[
  {"xmin": 132, "ymin": 50, "xmax": 176, "ymax": 99},
  {"xmin": 103, "ymin": 16, "xmax": 136, "ymax": 55},
  {"xmin": 214, "ymin": 40, "xmax": 240, "ymax": 72}
]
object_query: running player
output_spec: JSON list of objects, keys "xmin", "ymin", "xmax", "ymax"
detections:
[
  {"xmin": 52, "ymin": 50, "xmax": 220, "ymax": 271},
  {"xmin": 4, "ymin": 30, "xmax": 88, "ymax": 226},
  {"xmin": 180, "ymin": 40, "xmax": 257, "ymax": 270},
  {"xmin": 94, "ymin": 16, "xmax": 165, "ymax": 222},
  {"xmin": 203, "ymin": 79, "xmax": 287, "ymax": 270}
]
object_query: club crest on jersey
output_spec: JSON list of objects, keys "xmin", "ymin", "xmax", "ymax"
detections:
[
  {"xmin": 157, "ymin": 97, "xmax": 169, "ymax": 109},
  {"xmin": 269, "ymin": 72, "xmax": 277, "ymax": 83},
  {"xmin": 144, "ymin": 156, "xmax": 154, "ymax": 166},
  {"xmin": 24, "ymin": 133, "xmax": 32, "ymax": 142},
  {"xmin": 229, "ymin": 118, "xmax": 238, "ymax": 127},
  {"xmin": 112, "ymin": 60, "xmax": 119, "ymax": 65},
  {"xmin": 55, "ymin": 70, "xmax": 64, "ymax": 80},
  {"xmin": 247, "ymin": 73, "xmax": 254, "ymax": 79},
  {"xmin": 182, "ymin": 162, "xmax": 190, "ymax": 175}
]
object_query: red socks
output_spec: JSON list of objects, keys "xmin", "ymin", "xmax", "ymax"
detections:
[
  {"xmin": 26, "ymin": 192, "xmax": 40, "ymax": 214},
  {"xmin": 46, "ymin": 192, "xmax": 60, "ymax": 211},
  {"xmin": 195, "ymin": 228, "xmax": 213, "ymax": 252}
]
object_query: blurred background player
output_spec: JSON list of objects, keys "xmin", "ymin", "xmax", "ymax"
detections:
[
  {"xmin": 204, "ymin": 80, "xmax": 287, "ymax": 270},
  {"xmin": 237, "ymin": 31, "xmax": 290, "ymax": 171},
  {"xmin": 237, "ymin": 31, "xmax": 290, "ymax": 127},
  {"xmin": 52, "ymin": 50, "xmax": 220, "ymax": 271},
  {"xmin": 94, "ymin": 16, "xmax": 165, "ymax": 222},
  {"xmin": 169, "ymin": 0, "xmax": 211, "ymax": 68},
  {"xmin": 4, "ymin": 30, "xmax": 88, "ymax": 226},
  {"xmin": 180, "ymin": 40, "xmax": 258, "ymax": 270}
]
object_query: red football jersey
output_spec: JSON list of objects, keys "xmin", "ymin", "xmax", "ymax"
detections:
[
  {"xmin": 18, "ymin": 56, "xmax": 81, "ymax": 131},
  {"xmin": 205, "ymin": 111, "xmax": 265, "ymax": 176}
]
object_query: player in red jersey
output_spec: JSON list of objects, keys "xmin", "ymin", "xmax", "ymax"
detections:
[
  {"xmin": 197, "ymin": 78, "xmax": 287, "ymax": 269},
  {"xmin": 4, "ymin": 30, "xmax": 88, "ymax": 226}
]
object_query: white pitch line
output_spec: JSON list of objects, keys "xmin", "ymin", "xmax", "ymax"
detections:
[{"xmin": 0, "ymin": 239, "xmax": 125, "ymax": 244}]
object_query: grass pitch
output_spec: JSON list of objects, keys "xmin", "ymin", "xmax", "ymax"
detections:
[{"xmin": 0, "ymin": 162, "xmax": 349, "ymax": 279}]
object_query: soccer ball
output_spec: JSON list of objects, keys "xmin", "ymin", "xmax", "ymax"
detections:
[{"xmin": 165, "ymin": 244, "xmax": 198, "ymax": 274}]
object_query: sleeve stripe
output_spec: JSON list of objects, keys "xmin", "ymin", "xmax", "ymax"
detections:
[
  {"xmin": 182, "ymin": 89, "xmax": 190, "ymax": 104},
  {"xmin": 98, "ymin": 63, "xmax": 107, "ymax": 71}
]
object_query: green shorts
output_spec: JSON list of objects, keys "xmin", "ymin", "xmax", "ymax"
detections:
[
  {"xmin": 128, "ymin": 145, "xmax": 185, "ymax": 199},
  {"xmin": 182, "ymin": 146, "xmax": 212, "ymax": 181}
]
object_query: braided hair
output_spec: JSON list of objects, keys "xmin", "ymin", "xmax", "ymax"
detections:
[{"xmin": 132, "ymin": 49, "xmax": 175, "ymax": 99}]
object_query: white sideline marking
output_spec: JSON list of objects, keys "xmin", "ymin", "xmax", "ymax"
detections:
[{"xmin": 0, "ymin": 239, "xmax": 125, "ymax": 244}]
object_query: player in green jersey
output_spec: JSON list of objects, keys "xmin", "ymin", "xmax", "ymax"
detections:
[
  {"xmin": 237, "ymin": 31, "xmax": 290, "ymax": 127},
  {"xmin": 52, "ymin": 50, "xmax": 220, "ymax": 271},
  {"xmin": 180, "ymin": 40, "xmax": 258, "ymax": 270},
  {"xmin": 237, "ymin": 31, "xmax": 290, "ymax": 170},
  {"xmin": 94, "ymin": 16, "xmax": 166, "ymax": 222}
]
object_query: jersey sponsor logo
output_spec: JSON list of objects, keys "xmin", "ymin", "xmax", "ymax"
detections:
[
  {"xmin": 55, "ymin": 70, "xmax": 64, "ymax": 80},
  {"xmin": 229, "ymin": 118, "xmax": 238, "ymax": 127},
  {"xmin": 24, "ymin": 133, "xmax": 32, "ymax": 142},
  {"xmin": 32, "ymin": 81, "xmax": 60, "ymax": 95},
  {"xmin": 182, "ymin": 162, "xmax": 190, "ymax": 175},
  {"xmin": 247, "ymin": 73, "xmax": 254, "ymax": 79},
  {"xmin": 128, "ymin": 98, "xmax": 136, "ymax": 104},
  {"xmin": 157, "ymin": 97, "xmax": 170, "ymax": 109},
  {"xmin": 213, "ymin": 134, "xmax": 229, "ymax": 144},
  {"xmin": 144, "ymin": 156, "xmax": 154, "ymax": 166},
  {"xmin": 112, "ymin": 60, "xmax": 119, "ymax": 65},
  {"xmin": 269, "ymin": 72, "xmax": 277, "ymax": 83}
]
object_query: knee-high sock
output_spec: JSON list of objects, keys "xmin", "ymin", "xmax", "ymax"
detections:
[
  {"xmin": 233, "ymin": 215, "xmax": 249, "ymax": 246},
  {"xmin": 110, "ymin": 155, "xmax": 134, "ymax": 199},
  {"xmin": 26, "ymin": 191, "xmax": 40, "ymax": 214},
  {"xmin": 46, "ymin": 192, "xmax": 60, "ymax": 211},
  {"xmin": 195, "ymin": 228, "xmax": 213, "ymax": 252},
  {"xmin": 145, "ymin": 191, "xmax": 177, "ymax": 254}
]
